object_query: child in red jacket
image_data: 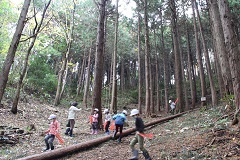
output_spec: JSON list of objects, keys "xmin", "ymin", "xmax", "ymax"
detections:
[
  {"xmin": 91, "ymin": 108, "xmax": 99, "ymax": 134},
  {"xmin": 43, "ymin": 114, "xmax": 60, "ymax": 151}
]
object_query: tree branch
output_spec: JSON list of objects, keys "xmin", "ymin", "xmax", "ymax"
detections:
[{"xmin": 20, "ymin": 0, "xmax": 52, "ymax": 42}]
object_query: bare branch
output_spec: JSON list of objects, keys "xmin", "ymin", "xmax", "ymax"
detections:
[
  {"xmin": 93, "ymin": 0, "xmax": 100, "ymax": 10},
  {"xmin": 20, "ymin": 0, "xmax": 52, "ymax": 42}
]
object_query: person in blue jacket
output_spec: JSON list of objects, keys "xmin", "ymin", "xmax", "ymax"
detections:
[{"xmin": 112, "ymin": 110, "xmax": 128, "ymax": 143}]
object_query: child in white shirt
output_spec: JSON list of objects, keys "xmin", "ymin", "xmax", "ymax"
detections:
[
  {"xmin": 65, "ymin": 102, "xmax": 81, "ymax": 137},
  {"xmin": 104, "ymin": 109, "xmax": 111, "ymax": 135}
]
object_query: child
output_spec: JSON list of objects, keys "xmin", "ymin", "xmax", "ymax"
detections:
[
  {"xmin": 129, "ymin": 109, "xmax": 152, "ymax": 160},
  {"xmin": 65, "ymin": 102, "xmax": 81, "ymax": 137},
  {"xmin": 169, "ymin": 98, "xmax": 176, "ymax": 114},
  {"xmin": 43, "ymin": 114, "xmax": 60, "ymax": 151},
  {"xmin": 112, "ymin": 110, "xmax": 127, "ymax": 143},
  {"xmin": 104, "ymin": 109, "xmax": 111, "ymax": 135},
  {"xmin": 91, "ymin": 108, "xmax": 99, "ymax": 134}
]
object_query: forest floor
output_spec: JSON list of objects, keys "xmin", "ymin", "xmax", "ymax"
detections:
[{"xmin": 0, "ymin": 99, "xmax": 240, "ymax": 160}]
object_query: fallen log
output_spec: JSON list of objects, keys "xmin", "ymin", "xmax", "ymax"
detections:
[{"xmin": 19, "ymin": 112, "xmax": 185, "ymax": 160}]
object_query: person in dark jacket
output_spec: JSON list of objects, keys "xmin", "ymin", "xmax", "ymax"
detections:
[{"xmin": 129, "ymin": 109, "xmax": 152, "ymax": 160}]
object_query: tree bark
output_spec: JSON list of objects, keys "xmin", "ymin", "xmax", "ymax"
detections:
[
  {"xmin": 208, "ymin": 0, "xmax": 233, "ymax": 96},
  {"xmin": 143, "ymin": 0, "xmax": 151, "ymax": 116},
  {"xmin": 83, "ymin": 45, "xmax": 93, "ymax": 108},
  {"xmin": 155, "ymin": 52, "xmax": 160, "ymax": 112},
  {"xmin": 149, "ymin": 58, "xmax": 154, "ymax": 113},
  {"xmin": 179, "ymin": 38, "xmax": 189, "ymax": 111},
  {"xmin": 60, "ymin": 60, "xmax": 69, "ymax": 98},
  {"xmin": 170, "ymin": 0, "xmax": 184, "ymax": 112},
  {"xmin": 181, "ymin": 4, "xmax": 191, "ymax": 111},
  {"xmin": 194, "ymin": 0, "xmax": 217, "ymax": 106},
  {"xmin": 137, "ymin": 10, "xmax": 143, "ymax": 114},
  {"xmin": 218, "ymin": 0, "xmax": 240, "ymax": 116},
  {"xmin": 76, "ymin": 49, "xmax": 87, "ymax": 97},
  {"xmin": 0, "ymin": 0, "xmax": 31, "ymax": 104},
  {"xmin": 120, "ymin": 59, "xmax": 124, "ymax": 91},
  {"xmin": 159, "ymin": 6, "xmax": 170, "ymax": 113},
  {"xmin": 92, "ymin": 0, "xmax": 107, "ymax": 125},
  {"xmin": 191, "ymin": 0, "xmax": 207, "ymax": 107},
  {"xmin": 110, "ymin": 0, "xmax": 119, "ymax": 114},
  {"xmin": 186, "ymin": 29, "xmax": 197, "ymax": 109}
]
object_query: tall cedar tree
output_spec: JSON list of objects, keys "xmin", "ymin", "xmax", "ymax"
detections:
[
  {"xmin": 207, "ymin": 0, "xmax": 233, "ymax": 96},
  {"xmin": 110, "ymin": 0, "xmax": 119, "ymax": 114},
  {"xmin": 143, "ymin": 0, "xmax": 151, "ymax": 116},
  {"xmin": 0, "ymin": 0, "xmax": 31, "ymax": 104},
  {"xmin": 92, "ymin": 0, "xmax": 108, "ymax": 124},
  {"xmin": 170, "ymin": 0, "xmax": 184, "ymax": 112},
  {"xmin": 218, "ymin": 0, "xmax": 240, "ymax": 122},
  {"xmin": 191, "ymin": 0, "xmax": 207, "ymax": 107}
]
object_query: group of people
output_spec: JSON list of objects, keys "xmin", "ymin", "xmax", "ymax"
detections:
[
  {"xmin": 43, "ymin": 102, "xmax": 152, "ymax": 160},
  {"xmin": 43, "ymin": 102, "xmax": 80, "ymax": 152}
]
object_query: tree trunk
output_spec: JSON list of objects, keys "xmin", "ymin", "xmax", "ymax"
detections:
[
  {"xmin": 132, "ymin": 60, "xmax": 137, "ymax": 88},
  {"xmin": 92, "ymin": 0, "xmax": 107, "ymax": 126},
  {"xmin": 179, "ymin": 40, "xmax": 189, "ymax": 111},
  {"xmin": 170, "ymin": 0, "xmax": 184, "ymax": 112},
  {"xmin": 0, "ymin": 0, "xmax": 31, "ymax": 104},
  {"xmin": 218, "ymin": 0, "xmax": 240, "ymax": 116},
  {"xmin": 194, "ymin": 0, "xmax": 217, "ymax": 106},
  {"xmin": 60, "ymin": 60, "xmax": 69, "ymax": 98},
  {"xmin": 54, "ymin": 0, "xmax": 76, "ymax": 106},
  {"xmin": 12, "ymin": 0, "xmax": 51, "ymax": 113},
  {"xmin": 137, "ymin": 10, "xmax": 143, "ymax": 114},
  {"xmin": 110, "ymin": 0, "xmax": 119, "ymax": 114},
  {"xmin": 191, "ymin": 0, "xmax": 207, "ymax": 107},
  {"xmin": 76, "ymin": 49, "xmax": 87, "ymax": 97},
  {"xmin": 181, "ymin": 5, "xmax": 190, "ymax": 111},
  {"xmin": 159, "ymin": 6, "xmax": 170, "ymax": 113},
  {"xmin": 120, "ymin": 59, "xmax": 124, "ymax": 91},
  {"xmin": 154, "ymin": 48, "xmax": 160, "ymax": 112},
  {"xmin": 153, "ymin": 29, "xmax": 159, "ymax": 113},
  {"xmin": 83, "ymin": 45, "xmax": 93, "ymax": 108},
  {"xmin": 186, "ymin": 29, "xmax": 197, "ymax": 108},
  {"xmin": 208, "ymin": 0, "xmax": 233, "ymax": 96},
  {"xmin": 155, "ymin": 55, "xmax": 160, "ymax": 112},
  {"xmin": 150, "ymin": 60, "xmax": 154, "ymax": 114},
  {"xmin": 143, "ymin": 0, "xmax": 151, "ymax": 116},
  {"xmin": 212, "ymin": 33, "xmax": 225, "ymax": 98}
]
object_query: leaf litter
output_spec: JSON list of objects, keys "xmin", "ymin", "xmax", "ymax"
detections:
[{"xmin": 0, "ymin": 99, "xmax": 239, "ymax": 160}]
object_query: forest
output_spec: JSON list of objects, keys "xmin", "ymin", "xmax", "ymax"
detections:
[{"xmin": 0, "ymin": 0, "xmax": 240, "ymax": 159}]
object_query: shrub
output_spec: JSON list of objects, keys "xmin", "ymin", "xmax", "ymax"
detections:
[{"xmin": 26, "ymin": 55, "xmax": 57, "ymax": 95}]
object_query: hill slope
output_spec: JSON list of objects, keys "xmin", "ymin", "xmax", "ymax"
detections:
[{"xmin": 0, "ymin": 100, "xmax": 239, "ymax": 160}]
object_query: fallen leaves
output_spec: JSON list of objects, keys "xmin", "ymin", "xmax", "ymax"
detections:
[{"xmin": 0, "ymin": 100, "xmax": 240, "ymax": 160}]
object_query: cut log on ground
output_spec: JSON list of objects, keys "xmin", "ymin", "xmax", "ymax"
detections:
[{"xmin": 19, "ymin": 112, "xmax": 185, "ymax": 160}]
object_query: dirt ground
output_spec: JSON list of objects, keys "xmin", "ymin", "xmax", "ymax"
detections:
[{"xmin": 0, "ymin": 99, "xmax": 239, "ymax": 160}]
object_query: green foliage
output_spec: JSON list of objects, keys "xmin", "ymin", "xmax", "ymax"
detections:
[
  {"xmin": 0, "ymin": 0, "xmax": 18, "ymax": 66},
  {"xmin": 118, "ymin": 89, "xmax": 139, "ymax": 107},
  {"xmin": 199, "ymin": 106, "xmax": 207, "ymax": 112},
  {"xmin": 3, "ymin": 87, "xmax": 16, "ymax": 100},
  {"xmin": 32, "ymin": 0, "xmax": 51, "ymax": 9},
  {"xmin": 220, "ymin": 94, "xmax": 235, "ymax": 107},
  {"xmin": 101, "ymin": 88, "xmax": 140, "ymax": 108},
  {"xmin": 26, "ymin": 55, "xmax": 57, "ymax": 95},
  {"xmin": 216, "ymin": 118, "xmax": 228, "ymax": 125}
]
